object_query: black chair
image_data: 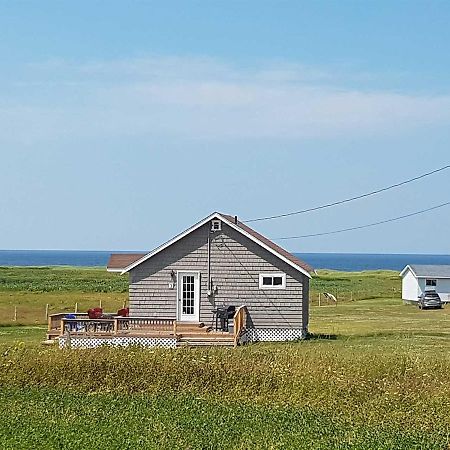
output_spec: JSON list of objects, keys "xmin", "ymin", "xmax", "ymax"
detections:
[{"xmin": 214, "ymin": 305, "xmax": 236, "ymax": 332}]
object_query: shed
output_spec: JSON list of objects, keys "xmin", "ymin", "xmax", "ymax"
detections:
[
  {"xmin": 108, "ymin": 212, "xmax": 313, "ymax": 342},
  {"xmin": 400, "ymin": 264, "xmax": 450, "ymax": 303}
]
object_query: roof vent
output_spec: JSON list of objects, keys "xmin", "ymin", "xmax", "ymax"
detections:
[{"xmin": 211, "ymin": 219, "xmax": 221, "ymax": 232}]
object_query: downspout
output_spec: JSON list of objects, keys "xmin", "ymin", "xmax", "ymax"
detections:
[{"xmin": 207, "ymin": 231, "xmax": 212, "ymax": 297}]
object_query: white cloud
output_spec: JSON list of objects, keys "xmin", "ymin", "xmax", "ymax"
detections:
[{"xmin": 1, "ymin": 56, "xmax": 450, "ymax": 144}]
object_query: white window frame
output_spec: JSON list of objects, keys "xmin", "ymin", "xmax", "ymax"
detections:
[
  {"xmin": 426, "ymin": 279, "xmax": 437, "ymax": 287},
  {"xmin": 211, "ymin": 220, "xmax": 222, "ymax": 232},
  {"xmin": 259, "ymin": 273, "xmax": 286, "ymax": 290}
]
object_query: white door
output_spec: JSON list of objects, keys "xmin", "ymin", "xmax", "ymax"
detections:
[{"xmin": 177, "ymin": 272, "xmax": 200, "ymax": 322}]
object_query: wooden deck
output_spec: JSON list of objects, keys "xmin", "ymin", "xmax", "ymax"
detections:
[{"xmin": 47, "ymin": 306, "xmax": 247, "ymax": 347}]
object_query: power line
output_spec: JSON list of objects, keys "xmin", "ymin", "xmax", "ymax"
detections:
[
  {"xmin": 245, "ymin": 164, "xmax": 450, "ymax": 223},
  {"xmin": 272, "ymin": 201, "xmax": 450, "ymax": 240}
]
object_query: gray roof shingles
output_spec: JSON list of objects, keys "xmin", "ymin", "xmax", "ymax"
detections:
[{"xmin": 409, "ymin": 264, "xmax": 450, "ymax": 278}]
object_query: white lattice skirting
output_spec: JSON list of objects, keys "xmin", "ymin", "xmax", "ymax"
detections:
[
  {"xmin": 243, "ymin": 328, "xmax": 307, "ymax": 342},
  {"xmin": 59, "ymin": 336, "xmax": 177, "ymax": 349}
]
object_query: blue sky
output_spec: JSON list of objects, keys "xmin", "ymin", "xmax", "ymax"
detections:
[{"xmin": 0, "ymin": 1, "xmax": 449, "ymax": 253}]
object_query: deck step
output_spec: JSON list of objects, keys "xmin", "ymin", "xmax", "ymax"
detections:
[
  {"xmin": 177, "ymin": 339, "xmax": 235, "ymax": 347},
  {"xmin": 46, "ymin": 332, "xmax": 60, "ymax": 340},
  {"xmin": 177, "ymin": 329, "xmax": 233, "ymax": 339},
  {"xmin": 178, "ymin": 333, "xmax": 235, "ymax": 347},
  {"xmin": 175, "ymin": 327, "xmax": 209, "ymax": 334},
  {"xmin": 175, "ymin": 321, "xmax": 205, "ymax": 329},
  {"xmin": 176, "ymin": 330, "xmax": 218, "ymax": 337}
]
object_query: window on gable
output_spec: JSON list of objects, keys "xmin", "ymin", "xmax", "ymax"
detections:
[
  {"xmin": 259, "ymin": 273, "xmax": 286, "ymax": 289},
  {"xmin": 426, "ymin": 279, "xmax": 437, "ymax": 287},
  {"xmin": 211, "ymin": 220, "xmax": 221, "ymax": 232}
]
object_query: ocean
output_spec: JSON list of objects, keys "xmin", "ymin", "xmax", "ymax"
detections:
[{"xmin": 0, "ymin": 250, "xmax": 449, "ymax": 272}]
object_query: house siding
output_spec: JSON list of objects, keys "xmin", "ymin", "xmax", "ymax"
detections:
[
  {"xmin": 417, "ymin": 278, "xmax": 450, "ymax": 303},
  {"xmin": 129, "ymin": 221, "xmax": 308, "ymax": 330},
  {"xmin": 402, "ymin": 269, "xmax": 419, "ymax": 301}
]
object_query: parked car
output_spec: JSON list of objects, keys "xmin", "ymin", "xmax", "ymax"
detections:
[{"xmin": 418, "ymin": 291, "xmax": 442, "ymax": 309}]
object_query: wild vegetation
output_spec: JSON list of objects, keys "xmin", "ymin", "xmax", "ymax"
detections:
[{"xmin": 0, "ymin": 267, "xmax": 450, "ymax": 448}]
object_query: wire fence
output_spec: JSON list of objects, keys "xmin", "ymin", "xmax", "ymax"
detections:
[
  {"xmin": 310, "ymin": 287, "xmax": 402, "ymax": 305},
  {"xmin": 2, "ymin": 299, "xmax": 128, "ymax": 326}
]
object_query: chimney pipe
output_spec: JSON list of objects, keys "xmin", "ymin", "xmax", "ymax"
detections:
[{"xmin": 234, "ymin": 215, "xmax": 238, "ymax": 224}]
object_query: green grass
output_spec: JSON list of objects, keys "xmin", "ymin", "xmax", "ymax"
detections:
[
  {"xmin": 0, "ymin": 291, "xmax": 127, "ymax": 325},
  {"xmin": 0, "ymin": 325, "xmax": 46, "ymax": 346},
  {"xmin": 310, "ymin": 296, "xmax": 450, "ymax": 339},
  {"xmin": 1, "ymin": 267, "xmax": 450, "ymax": 448},
  {"xmin": 0, "ymin": 267, "xmax": 128, "ymax": 325},
  {"xmin": 0, "ymin": 266, "xmax": 128, "ymax": 292},
  {"xmin": 0, "ymin": 389, "xmax": 444, "ymax": 450},
  {"xmin": 310, "ymin": 269, "xmax": 401, "ymax": 302}
]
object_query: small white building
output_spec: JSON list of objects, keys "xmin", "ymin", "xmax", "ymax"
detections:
[{"xmin": 400, "ymin": 265, "xmax": 450, "ymax": 303}]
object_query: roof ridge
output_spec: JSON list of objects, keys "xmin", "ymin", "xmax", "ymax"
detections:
[
  {"xmin": 219, "ymin": 213, "xmax": 314, "ymax": 275},
  {"xmin": 121, "ymin": 212, "xmax": 314, "ymax": 277}
]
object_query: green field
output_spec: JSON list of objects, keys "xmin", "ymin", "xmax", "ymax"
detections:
[
  {"xmin": 1, "ymin": 267, "xmax": 450, "ymax": 449},
  {"xmin": 0, "ymin": 267, "xmax": 127, "ymax": 325}
]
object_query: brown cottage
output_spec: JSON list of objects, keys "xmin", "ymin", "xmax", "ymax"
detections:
[{"xmin": 108, "ymin": 212, "xmax": 313, "ymax": 343}]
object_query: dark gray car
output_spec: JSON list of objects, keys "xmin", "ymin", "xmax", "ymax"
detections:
[{"xmin": 418, "ymin": 290, "xmax": 442, "ymax": 309}]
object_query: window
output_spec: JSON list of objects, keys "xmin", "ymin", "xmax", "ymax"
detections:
[
  {"xmin": 211, "ymin": 220, "xmax": 221, "ymax": 232},
  {"xmin": 259, "ymin": 273, "xmax": 286, "ymax": 289},
  {"xmin": 426, "ymin": 279, "xmax": 437, "ymax": 287}
]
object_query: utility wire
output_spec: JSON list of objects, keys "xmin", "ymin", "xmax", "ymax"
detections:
[
  {"xmin": 245, "ymin": 164, "xmax": 450, "ymax": 223},
  {"xmin": 272, "ymin": 201, "xmax": 450, "ymax": 240}
]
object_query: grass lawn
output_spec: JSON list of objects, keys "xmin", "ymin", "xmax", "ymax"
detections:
[
  {"xmin": 0, "ymin": 266, "xmax": 127, "ymax": 325},
  {"xmin": 1, "ymin": 267, "xmax": 450, "ymax": 449},
  {"xmin": 311, "ymin": 296, "xmax": 450, "ymax": 340}
]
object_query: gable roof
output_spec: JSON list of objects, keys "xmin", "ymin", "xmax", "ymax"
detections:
[
  {"xmin": 400, "ymin": 264, "xmax": 450, "ymax": 279},
  {"xmin": 220, "ymin": 214, "xmax": 313, "ymax": 275},
  {"xmin": 120, "ymin": 212, "xmax": 313, "ymax": 278},
  {"xmin": 107, "ymin": 253, "xmax": 146, "ymax": 272}
]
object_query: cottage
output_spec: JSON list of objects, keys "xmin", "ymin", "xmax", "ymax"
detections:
[
  {"xmin": 400, "ymin": 264, "xmax": 450, "ymax": 303},
  {"xmin": 48, "ymin": 212, "xmax": 313, "ymax": 348},
  {"xmin": 108, "ymin": 212, "xmax": 313, "ymax": 344}
]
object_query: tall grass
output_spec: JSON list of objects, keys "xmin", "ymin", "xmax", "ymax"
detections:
[{"xmin": 1, "ymin": 342, "xmax": 450, "ymax": 432}]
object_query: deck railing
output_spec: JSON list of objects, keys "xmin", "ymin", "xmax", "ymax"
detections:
[
  {"xmin": 115, "ymin": 317, "xmax": 176, "ymax": 334},
  {"xmin": 48, "ymin": 313, "xmax": 89, "ymax": 335},
  {"xmin": 56, "ymin": 315, "xmax": 177, "ymax": 337},
  {"xmin": 61, "ymin": 318, "xmax": 115, "ymax": 335},
  {"xmin": 233, "ymin": 305, "xmax": 247, "ymax": 347}
]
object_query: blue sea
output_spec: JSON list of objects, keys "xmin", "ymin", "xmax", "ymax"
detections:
[{"xmin": 0, "ymin": 250, "xmax": 450, "ymax": 272}]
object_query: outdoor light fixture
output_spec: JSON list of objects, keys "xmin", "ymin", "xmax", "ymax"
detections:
[{"xmin": 169, "ymin": 270, "xmax": 176, "ymax": 289}]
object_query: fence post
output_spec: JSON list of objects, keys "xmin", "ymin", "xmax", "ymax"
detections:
[
  {"xmin": 45, "ymin": 303, "xmax": 49, "ymax": 320},
  {"xmin": 75, "ymin": 302, "xmax": 78, "ymax": 313},
  {"xmin": 318, "ymin": 292, "xmax": 321, "ymax": 307},
  {"xmin": 14, "ymin": 305, "xmax": 17, "ymax": 322},
  {"xmin": 99, "ymin": 298, "xmax": 102, "ymax": 309}
]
